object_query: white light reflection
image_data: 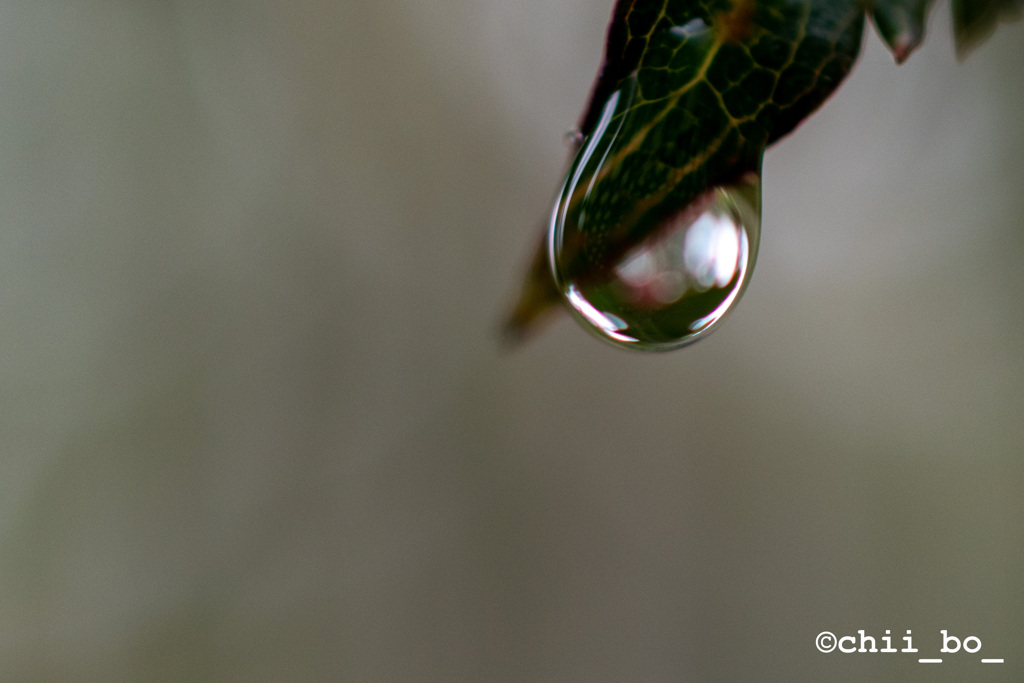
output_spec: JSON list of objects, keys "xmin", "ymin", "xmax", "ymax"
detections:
[
  {"xmin": 669, "ymin": 18, "xmax": 709, "ymax": 39},
  {"xmin": 548, "ymin": 86, "xmax": 627, "ymax": 283},
  {"xmin": 683, "ymin": 214, "xmax": 741, "ymax": 291},
  {"xmin": 688, "ymin": 230, "xmax": 750, "ymax": 331},
  {"xmin": 566, "ymin": 285, "xmax": 638, "ymax": 343}
]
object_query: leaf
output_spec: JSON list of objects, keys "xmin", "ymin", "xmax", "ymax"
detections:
[
  {"xmin": 952, "ymin": 0, "xmax": 1023, "ymax": 57},
  {"xmin": 502, "ymin": 0, "xmax": 1020, "ymax": 343},
  {"xmin": 870, "ymin": 0, "xmax": 932, "ymax": 63}
]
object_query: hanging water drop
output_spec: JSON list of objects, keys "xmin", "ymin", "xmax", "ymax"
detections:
[
  {"xmin": 551, "ymin": 179, "xmax": 760, "ymax": 349},
  {"xmin": 547, "ymin": 78, "xmax": 762, "ymax": 350}
]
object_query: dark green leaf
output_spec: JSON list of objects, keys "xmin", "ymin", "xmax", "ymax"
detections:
[
  {"xmin": 503, "ymin": 0, "xmax": 1021, "ymax": 342},
  {"xmin": 952, "ymin": 0, "xmax": 1022, "ymax": 57}
]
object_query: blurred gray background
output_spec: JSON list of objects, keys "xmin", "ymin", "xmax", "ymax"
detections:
[{"xmin": 0, "ymin": 1, "xmax": 1021, "ymax": 681}]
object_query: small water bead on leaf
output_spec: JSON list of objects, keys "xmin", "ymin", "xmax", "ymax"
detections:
[
  {"xmin": 565, "ymin": 128, "xmax": 585, "ymax": 149},
  {"xmin": 550, "ymin": 172, "xmax": 761, "ymax": 351}
]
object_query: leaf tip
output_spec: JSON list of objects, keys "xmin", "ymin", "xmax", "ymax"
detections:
[
  {"xmin": 500, "ymin": 237, "xmax": 563, "ymax": 349},
  {"xmin": 870, "ymin": 0, "xmax": 931, "ymax": 63},
  {"xmin": 891, "ymin": 34, "xmax": 920, "ymax": 63},
  {"xmin": 952, "ymin": 0, "xmax": 1023, "ymax": 60}
]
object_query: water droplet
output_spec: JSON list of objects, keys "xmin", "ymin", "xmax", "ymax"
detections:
[
  {"xmin": 552, "ymin": 180, "xmax": 760, "ymax": 350},
  {"xmin": 547, "ymin": 81, "xmax": 761, "ymax": 351}
]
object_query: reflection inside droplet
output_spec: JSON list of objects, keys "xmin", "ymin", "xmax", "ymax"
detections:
[
  {"xmin": 668, "ymin": 18, "xmax": 709, "ymax": 40},
  {"xmin": 566, "ymin": 285, "xmax": 637, "ymax": 343},
  {"xmin": 615, "ymin": 209, "xmax": 744, "ymax": 304},
  {"xmin": 550, "ymin": 171, "xmax": 761, "ymax": 350}
]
